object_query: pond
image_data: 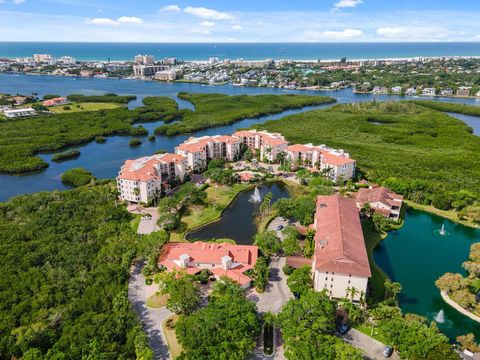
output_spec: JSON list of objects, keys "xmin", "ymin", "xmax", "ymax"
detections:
[
  {"xmin": 373, "ymin": 208, "xmax": 480, "ymax": 340},
  {"xmin": 185, "ymin": 182, "xmax": 290, "ymax": 245}
]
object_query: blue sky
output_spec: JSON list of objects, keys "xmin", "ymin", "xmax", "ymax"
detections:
[{"xmin": 0, "ymin": 0, "xmax": 479, "ymax": 42}]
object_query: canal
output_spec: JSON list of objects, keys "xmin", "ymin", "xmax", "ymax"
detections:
[
  {"xmin": 186, "ymin": 182, "xmax": 290, "ymax": 245},
  {"xmin": 374, "ymin": 208, "xmax": 480, "ymax": 340}
]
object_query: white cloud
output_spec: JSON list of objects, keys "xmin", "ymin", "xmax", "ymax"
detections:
[
  {"xmin": 117, "ymin": 16, "xmax": 143, "ymax": 25},
  {"xmin": 88, "ymin": 16, "xmax": 143, "ymax": 26},
  {"xmin": 334, "ymin": 0, "xmax": 362, "ymax": 9},
  {"xmin": 323, "ymin": 28, "xmax": 364, "ymax": 39},
  {"xmin": 377, "ymin": 26, "xmax": 447, "ymax": 40},
  {"xmin": 231, "ymin": 24, "xmax": 243, "ymax": 30},
  {"xmin": 13, "ymin": 0, "xmax": 26, "ymax": 4},
  {"xmin": 190, "ymin": 27, "xmax": 211, "ymax": 35},
  {"xmin": 160, "ymin": 4, "xmax": 181, "ymax": 13},
  {"xmin": 184, "ymin": 6, "xmax": 234, "ymax": 20},
  {"xmin": 201, "ymin": 21, "xmax": 215, "ymax": 28}
]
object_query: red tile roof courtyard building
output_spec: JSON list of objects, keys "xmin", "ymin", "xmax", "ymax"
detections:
[
  {"xmin": 158, "ymin": 241, "xmax": 259, "ymax": 288},
  {"xmin": 355, "ymin": 186, "xmax": 403, "ymax": 219},
  {"xmin": 311, "ymin": 194, "xmax": 371, "ymax": 301}
]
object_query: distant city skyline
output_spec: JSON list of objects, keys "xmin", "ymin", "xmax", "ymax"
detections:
[{"xmin": 0, "ymin": 0, "xmax": 479, "ymax": 42}]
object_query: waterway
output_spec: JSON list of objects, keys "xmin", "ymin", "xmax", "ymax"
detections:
[
  {"xmin": 185, "ymin": 182, "xmax": 290, "ymax": 245},
  {"xmin": 2, "ymin": 73, "xmax": 480, "ymax": 202},
  {"xmin": 374, "ymin": 208, "xmax": 480, "ymax": 340}
]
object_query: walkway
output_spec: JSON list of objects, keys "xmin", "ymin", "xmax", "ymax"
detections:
[
  {"xmin": 128, "ymin": 261, "xmax": 173, "ymax": 360},
  {"xmin": 251, "ymin": 257, "xmax": 293, "ymax": 314},
  {"xmin": 441, "ymin": 291, "xmax": 480, "ymax": 323},
  {"xmin": 342, "ymin": 328, "xmax": 401, "ymax": 360}
]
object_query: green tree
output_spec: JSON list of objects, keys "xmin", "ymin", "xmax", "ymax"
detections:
[
  {"xmin": 162, "ymin": 273, "xmax": 201, "ymax": 315},
  {"xmin": 175, "ymin": 282, "xmax": 259, "ymax": 360},
  {"xmin": 282, "ymin": 227, "xmax": 301, "ymax": 256},
  {"xmin": 384, "ymin": 279, "xmax": 402, "ymax": 302},
  {"xmin": 435, "ymin": 272, "xmax": 464, "ymax": 293},
  {"xmin": 254, "ymin": 231, "xmax": 282, "ymax": 257},
  {"xmin": 287, "ymin": 266, "xmax": 312, "ymax": 297}
]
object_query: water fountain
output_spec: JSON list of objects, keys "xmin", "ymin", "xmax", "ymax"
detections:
[
  {"xmin": 439, "ymin": 223, "xmax": 446, "ymax": 236},
  {"xmin": 249, "ymin": 187, "xmax": 262, "ymax": 203},
  {"xmin": 434, "ymin": 310, "xmax": 445, "ymax": 324}
]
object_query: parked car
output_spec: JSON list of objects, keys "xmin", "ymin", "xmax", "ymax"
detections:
[
  {"xmin": 276, "ymin": 224, "xmax": 284, "ymax": 231},
  {"xmin": 338, "ymin": 323, "xmax": 350, "ymax": 335},
  {"xmin": 383, "ymin": 346, "xmax": 393, "ymax": 358}
]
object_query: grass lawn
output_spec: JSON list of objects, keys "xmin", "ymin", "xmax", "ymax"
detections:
[
  {"xmin": 49, "ymin": 102, "xmax": 123, "ymax": 113},
  {"xmin": 170, "ymin": 183, "xmax": 251, "ymax": 242},
  {"xmin": 146, "ymin": 293, "xmax": 169, "ymax": 309},
  {"xmin": 405, "ymin": 200, "xmax": 479, "ymax": 229},
  {"xmin": 162, "ymin": 314, "xmax": 182, "ymax": 360},
  {"xmin": 355, "ymin": 323, "xmax": 388, "ymax": 345},
  {"xmin": 361, "ymin": 219, "xmax": 388, "ymax": 304},
  {"xmin": 131, "ymin": 214, "xmax": 141, "ymax": 232}
]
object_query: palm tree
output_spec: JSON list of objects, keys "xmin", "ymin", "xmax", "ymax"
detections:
[
  {"xmin": 384, "ymin": 279, "xmax": 402, "ymax": 302},
  {"xmin": 348, "ymin": 286, "xmax": 359, "ymax": 301}
]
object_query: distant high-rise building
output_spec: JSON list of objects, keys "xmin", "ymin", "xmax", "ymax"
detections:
[{"xmin": 134, "ymin": 54, "xmax": 155, "ymax": 65}]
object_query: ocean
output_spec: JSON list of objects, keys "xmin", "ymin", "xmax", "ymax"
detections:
[{"xmin": 1, "ymin": 42, "xmax": 480, "ymax": 62}]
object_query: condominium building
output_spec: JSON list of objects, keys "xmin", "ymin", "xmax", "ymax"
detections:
[
  {"xmin": 355, "ymin": 186, "xmax": 403, "ymax": 219},
  {"xmin": 286, "ymin": 144, "xmax": 356, "ymax": 182},
  {"xmin": 158, "ymin": 241, "xmax": 259, "ymax": 288},
  {"xmin": 312, "ymin": 194, "xmax": 371, "ymax": 302},
  {"xmin": 175, "ymin": 135, "xmax": 242, "ymax": 172},
  {"xmin": 232, "ymin": 129, "xmax": 288, "ymax": 162},
  {"xmin": 117, "ymin": 153, "xmax": 187, "ymax": 203},
  {"xmin": 133, "ymin": 64, "xmax": 170, "ymax": 77},
  {"xmin": 134, "ymin": 54, "xmax": 155, "ymax": 65}
]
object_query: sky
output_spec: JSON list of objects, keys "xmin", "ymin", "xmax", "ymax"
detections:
[{"xmin": 0, "ymin": 0, "xmax": 479, "ymax": 42}]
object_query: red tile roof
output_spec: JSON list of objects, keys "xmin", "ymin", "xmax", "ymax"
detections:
[
  {"xmin": 262, "ymin": 136, "xmax": 289, "ymax": 147},
  {"xmin": 158, "ymin": 241, "xmax": 258, "ymax": 286},
  {"xmin": 117, "ymin": 153, "xmax": 186, "ymax": 182},
  {"xmin": 286, "ymin": 256, "xmax": 313, "ymax": 269},
  {"xmin": 355, "ymin": 186, "xmax": 403, "ymax": 208},
  {"xmin": 321, "ymin": 150, "xmax": 355, "ymax": 166},
  {"xmin": 313, "ymin": 195, "xmax": 371, "ymax": 277}
]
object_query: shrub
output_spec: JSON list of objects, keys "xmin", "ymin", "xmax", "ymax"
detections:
[
  {"xmin": 61, "ymin": 167, "xmax": 94, "ymax": 187},
  {"xmin": 129, "ymin": 139, "xmax": 142, "ymax": 147},
  {"xmin": 95, "ymin": 136, "xmax": 106, "ymax": 143},
  {"xmin": 148, "ymin": 135, "xmax": 156, "ymax": 141},
  {"xmin": 51, "ymin": 149, "xmax": 80, "ymax": 162}
]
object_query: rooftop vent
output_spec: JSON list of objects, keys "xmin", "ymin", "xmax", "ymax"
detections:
[
  {"xmin": 319, "ymin": 239, "xmax": 328, "ymax": 247},
  {"xmin": 319, "ymin": 203, "xmax": 328, "ymax": 208}
]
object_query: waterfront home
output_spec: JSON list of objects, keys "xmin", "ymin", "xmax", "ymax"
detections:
[
  {"xmin": 133, "ymin": 64, "xmax": 170, "ymax": 77},
  {"xmin": 457, "ymin": 86, "xmax": 471, "ymax": 97},
  {"xmin": 311, "ymin": 194, "xmax": 371, "ymax": 302},
  {"xmin": 158, "ymin": 241, "xmax": 259, "ymax": 288},
  {"xmin": 422, "ymin": 88, "xmax": 436, "ymax": 96},
  {"xmin": 355, "ymin": 186, "xmax": 403, "ymax": 219},
  {"xmin": 372, "ymin": 86, "xmax": 388, "ymax": 94},
  {"xmin": 391, "ymin": 86, "xmax": 402, "ymax": 94},
  {"xmin": 117, "ymin": 153, "xmax": 187, "ymax": 204},
  {"xmin": 405, "ymin": 87, "xmax": 416, "ymax": 96},
  {"xmin": 440, "ymin": 89, "xmax": 454, "ymax": 96},
  {"xmin": 3, "ymin": 108, "xmax": 37, "ymax": 118},
  {"xmin": 175, "ymin": 135, "xmax": 242, "ymax": 172},
  {"xmin": 42, "ymin": 97, "xmax": 68, "ymax": 107}
]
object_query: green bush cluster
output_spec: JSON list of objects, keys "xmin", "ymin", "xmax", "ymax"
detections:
[
  {"xmin": 61, "ymin": 167, "xmax": 94, "ymax": 187},
  {"xmin": 51, "ymin": 149, "xmax": 80, "ymax": 162},
  {"xmin": 66, "ymin": 93, "xmax": 136, "ymax": 103}
]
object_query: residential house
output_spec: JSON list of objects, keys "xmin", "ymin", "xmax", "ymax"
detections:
[
  {"xmin": 232, "ymin": 129, "xmax": 288, "ymax": 162},
  {"xmin": 355, "ymin": 186, "xmax": 403, "ymax": 219},
  {"xmin": 320, "ymin": 149, "xmax": 356, "ymax": 182},
  {"xmin": 457, "ymin": 86, "xmax": 471, "ymax": 97},
  {"xmin": 158, "ymin": 241, "xmax": 259, "ymax": 288},
  {"xmin": 311, "ymin": 194, "xmax": 371, "ymax": 302},
  {"xmin": 3, "ymin": 108, "xmax": 37, "ymax": 118},
  {"xmin": 422, "ymin": 88, "xmax": 436, "ymax": 96},
  {"xmin": 42, "ymin": 97, "xmax": 68, "ymax": 107},
  {"xmin": 440, "ymin": 89, "xmax": 453, "ymax": 96},
  {"xmin": 116, "ymin": 153, "xmax": 187, "ymax": 203},
  {"xmin": 391, "ymin": 86, "xmax": 402, "ymax": 94}
]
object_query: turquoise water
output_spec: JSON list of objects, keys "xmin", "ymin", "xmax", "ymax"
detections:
[
  {"xmin": 374, "ymin": 208, "xmax": 480, "ymax": 340},
  {"xmin": 2, "ymin": 42, "xmax": 480, "ymax": 61}
]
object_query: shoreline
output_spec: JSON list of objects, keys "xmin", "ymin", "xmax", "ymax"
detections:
[{"xmin": 440, "ymin": 291, "xmax": 480, "ymax": 324}]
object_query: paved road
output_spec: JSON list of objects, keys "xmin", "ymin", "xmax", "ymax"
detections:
[
  {"xmin": 128, "ymin": 262, "xmax": 172, "ymax": 360},
  {"xmin": 253, "ymin": 257, "xmax": 293, "ymax": 314},
  {"xmin": 127, "ymin": 205, "xmax": 160, "ymax": 234},
  {"xmin": 342, "ymin": 328, "xmax": 401, "ymax": 360}
]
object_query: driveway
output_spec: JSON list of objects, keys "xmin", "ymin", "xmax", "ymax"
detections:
[
  {"xmin": 128, "ymin": 262, "xmax": 173, "ymax": 360},
  {"xmin": 128, "ymin": 205, "xmax": 160, "ymax": 234},
  {"xmin": 342, "ymin": 328, "xmax": 401, "ymax": 360},
  {"xmin": 250, "ymin": 257, "xmax": 293, "ymax": 314},
  {"xmin": 267, "ymin": 217, "xmax": 291, "ymax": 240}
]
